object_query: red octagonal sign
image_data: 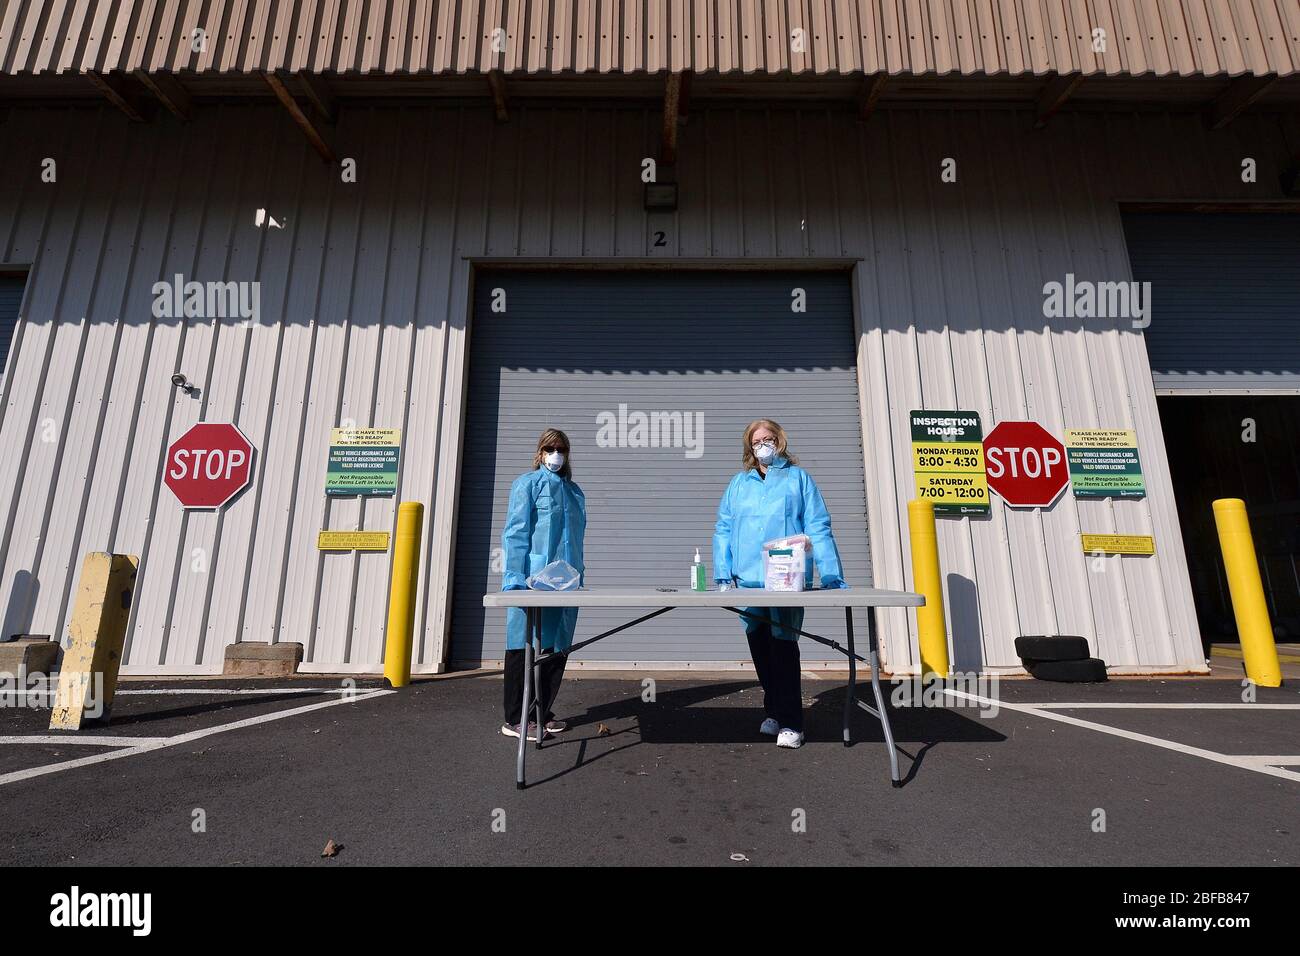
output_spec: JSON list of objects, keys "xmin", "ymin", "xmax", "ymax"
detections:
[
  {"xmin": 164, "ymin": 423, "xmax": 254, "ymax": 509},
  {"xmin": 983, "ymin": 421, "xmax": 1068, "ymax": 508}
]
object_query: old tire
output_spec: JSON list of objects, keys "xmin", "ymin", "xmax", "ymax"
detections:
[
  {"xmin": 1025, "ymin": 657, "xmax": 1108, "ymax": 682},
  {"xmin": 1015, "ymin": 635, "xmax": 1090, "ymax": 662}
]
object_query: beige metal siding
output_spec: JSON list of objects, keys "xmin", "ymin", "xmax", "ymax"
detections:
[
  {"xmin": 2, "ymin": 104, "xmax": 1297, "ymax": 674},
  {"xmin": 1, "ymin": 1, "xmax": 1296, "ymax": 76}
]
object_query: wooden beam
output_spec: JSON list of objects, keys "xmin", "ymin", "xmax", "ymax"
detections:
[
  {"xmin": 85, "ymin": 70, "xmax": 150, "ymax": 122},
  {"xmin": 1204, "ymin": 74, "xmax": 1279, "ymax": 130},
  {"xmin": 298, "ymin": 72, "xmax": 336, "ymax": 123},
  {"xmin": 133, "ymin": 71, "xmax": 191, "ymax": 121},
  {"xmin": 262, "ymin": 70, "xmax": 337, "ymax": 164},
  {"xmin": 1034, "ymin": 73, "xmax": 1084, "ymax": 129},
  {"xmin": 661, "ymin": 72, "xmax": 683, "ymax": 164},
  {"xmin": 858, "ymin": 73, "xmax": 887, "ymax": 122},
  {"xmin": 677, "ymin": 70, "xmax": 693, "ymax": 124},
  {"xmin": 486, "ymin": 70, "xmax": 508, "ymax": 123}
]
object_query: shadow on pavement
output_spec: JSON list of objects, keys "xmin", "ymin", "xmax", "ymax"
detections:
[
  {"xmin": 525, "ymin": 679, "xmax": 1006, "ymax": 788},
  {"xmin": 88, "ymin": 691, "xmax": 337, "ymax": 730}
]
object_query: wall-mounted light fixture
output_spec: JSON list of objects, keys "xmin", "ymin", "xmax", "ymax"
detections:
[
  {"xmin": 644, "ymin": 182, "xmax": 678, "ymax": 212},
  {"xmin": 171, "ymin": 372, "xmax": 198, "ymax": 396}
]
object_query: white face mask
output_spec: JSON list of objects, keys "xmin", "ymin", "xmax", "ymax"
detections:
[
  {"xmin": 543, "ymin": 451, "xmax": 566, "ymax": 473},
  {"xmin": 754, "ymin": 441, "xmax": 777, "ymax": 465}
]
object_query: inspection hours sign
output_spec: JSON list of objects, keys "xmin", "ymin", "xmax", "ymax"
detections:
[
  {"xmin": 909, "ymin": 411, "xmax": 990, "ymax": 516},
  {"xmin": 326, "ymin": 428, "xmax": 401, "ymax": 496}
]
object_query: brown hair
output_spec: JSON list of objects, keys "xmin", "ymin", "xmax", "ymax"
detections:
[
  {"xmin": 741, "ymin": 419, "xmax": 798, "ymax": 472},
  {"xmin": 532, "ymin": 428, "xmax": 573, "ymax": 479}
]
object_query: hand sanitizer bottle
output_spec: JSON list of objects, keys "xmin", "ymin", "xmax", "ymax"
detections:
[{"xmin": 692, "ymin": 548, "xmax": 707, "ymax": 591}]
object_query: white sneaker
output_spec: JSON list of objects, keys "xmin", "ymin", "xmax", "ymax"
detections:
[
  {"xmin": 759, "ymin": 717, "xmax": 780, "ymax": 736},
  {"xmin": 776, "ymin": 729, "xmax": 804, "ymax": 749},
  {"xmin": 501, "ymin": 722, "xmax": 543, "ymax": 741}
]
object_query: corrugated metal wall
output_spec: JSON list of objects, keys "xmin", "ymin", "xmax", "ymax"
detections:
[
  {"xmin": 1, "ymin": 103, "xmax": 1296, "ymax": 674},
  {"xmin": 2, "ymin": 1, "xmax": 1296, "ymax": 77}
]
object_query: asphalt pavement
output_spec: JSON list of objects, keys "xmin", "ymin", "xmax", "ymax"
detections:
[{"xmin": 1, "ymin": 674, "xmax": 1296, "ymax": 866}]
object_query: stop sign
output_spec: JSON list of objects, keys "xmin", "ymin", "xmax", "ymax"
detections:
[
  {"xmin": 983, "ymin": 421, "xmax": 1068, "ymax": 508},
  {"xmin": 164, "ymin": 423, "xmax": 254, "ymax": 509}
]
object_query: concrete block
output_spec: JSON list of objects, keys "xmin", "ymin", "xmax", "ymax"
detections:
[
  {"xmin": 222, "ymin": 642, "xmax": 304, "ymax": 677},
  {"xmin": 0, "ymin": 637, "xmax": 59, "ymax": 675}
]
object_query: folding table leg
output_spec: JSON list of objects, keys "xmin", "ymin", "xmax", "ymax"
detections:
[
  {"xmin": 533, "ymin": 614, "xmax": 544, "ymax": 751},
  {"xmin": 867, "ymin": 607, "xmax": 902, "ymax": 787},
  {"xmin": 515, "ymin": 608, "xmax": 535, "ymax": 790},
  {"xmin": 842, "ymin": 607, "xmax": 856, "ymax": 746}
]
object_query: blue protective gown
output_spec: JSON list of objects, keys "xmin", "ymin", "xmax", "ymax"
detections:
[
  {"xmin": 712, "ymin": 456, "xmax": 845, "ymax": 640},
  {"xmin": 501, "ymin": 467, "xmax": 586, "ymax": 652}
]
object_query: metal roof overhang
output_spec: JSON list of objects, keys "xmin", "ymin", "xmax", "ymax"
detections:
[
  {"xmin": 2, "ymin": 1, "xmax": 1297, "ymax": 77},
  {"xmin": 2, "ymin": 3, "xmax": 1296, "ymax": 164}
]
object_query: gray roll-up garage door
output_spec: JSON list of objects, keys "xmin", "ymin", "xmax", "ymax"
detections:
[
  {"xmin": 0, "ymin": 274, "xmax": 26, "ymax": 387},
  {"xmin": 451, "ymin": 269, "xmax": 872, "ymax": 666},
  {"xmin": 1123, "ymin": 212, "xmax": 1300, "ymax": 392}
]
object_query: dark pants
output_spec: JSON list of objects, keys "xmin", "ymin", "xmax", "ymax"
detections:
[
  {"xmin": 745, "ymin": 618, "xmax": 804, "ymax": 733},
  {"xmin": 503, "ymin": 649, "xmax": 568, "ymax": 725}
]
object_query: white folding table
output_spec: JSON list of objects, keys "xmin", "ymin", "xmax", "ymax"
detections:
[{"xmin": 482, "ymin": 587, "xmax": 925, "ymax": 789}]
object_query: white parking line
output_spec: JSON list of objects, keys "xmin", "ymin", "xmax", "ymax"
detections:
[
  {"xmin": 115, "ymin": 688, "xmax": 363, "ymax": 696},
  {"xmin": 945, "ymin": 689, "xmax": 1300, "ymax": 783},
  {"xmin": 0, "ymin": 689, "xmax": 395, "ymax": 787},
  {"xmin": 0, "ymin": 736, "xmax": 168, "ymax": 746},
  {"xmin": 1030, "ymin": 702, "xmax": 1300, "ymax": 710},
  {"xmin": 1231, "ymin": 755, "xmax": 1300, "ymax": 767},
  {"xmin": 4, "ymin": 687, "xmax": 362, "ymax": 698}
]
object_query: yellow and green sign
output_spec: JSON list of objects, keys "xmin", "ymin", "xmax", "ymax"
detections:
[
  {"xmin": 326, "ymin": 427, "xmax": 401, "ymax": 496},
  {"xmin": 1066, "ymin": 429, "xmax": 1145, "ymax": 499},
  {"xmin": 317, "ymin": 531, "xmax": 391, "ymax": 551},
  {"xmin": 909, "ymin": 411, "xmax": 989, "ymax": 517}
]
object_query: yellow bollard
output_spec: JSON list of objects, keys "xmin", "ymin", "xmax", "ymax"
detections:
[
  {"xmin": 383, "ymin": 501, "xmax": 424, "ymax": 688},
  {"xmin": 51, "ymin": 553, "xmax": 138, "ymax": 730},
  {"xmin": 907, "ymin": 499, "xmax": 949, "ymax": 679},
  {"xmin": 1212, "ymin": 498, "xmax": 1281, "ymax": 687}
]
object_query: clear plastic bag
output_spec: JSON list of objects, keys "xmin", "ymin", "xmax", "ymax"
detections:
[
  {"xmin": 526, "ymin": 559, "xmax": 583, "ymax": 591},
  {"xmin": 762, "ymin": 534, "xmax": 813, "ymax": 591}
]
